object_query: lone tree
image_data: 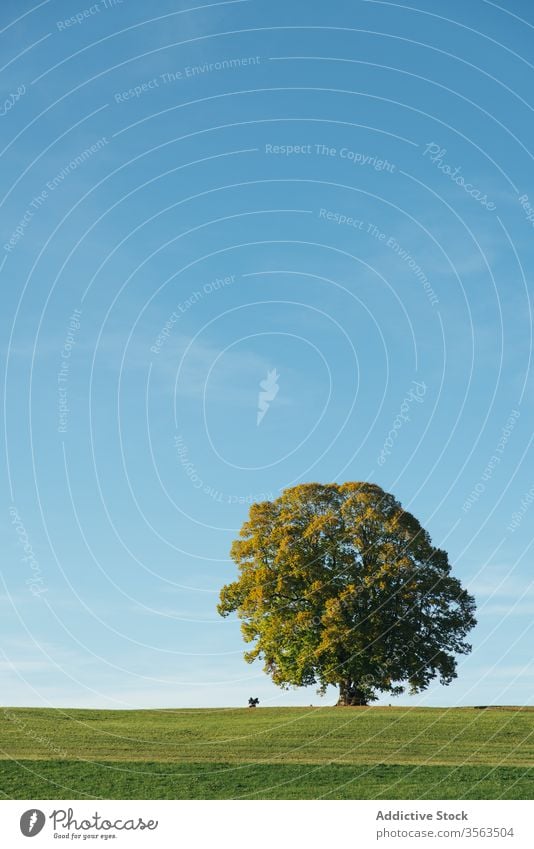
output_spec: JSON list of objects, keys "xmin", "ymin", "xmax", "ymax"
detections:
[{"xmin": 217, "ymin": 483, "xmax": 476, "ymax": 705}]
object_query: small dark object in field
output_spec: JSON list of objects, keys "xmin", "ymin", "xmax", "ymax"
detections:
[
  {"xmin": 248, "ymin": 697, "xmax": 259, "ymax": 708},
  {"xmin": 474, "ymin": 705, "xmax": 489, "ymax": 710}
]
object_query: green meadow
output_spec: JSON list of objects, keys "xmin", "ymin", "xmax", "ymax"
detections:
[{"xmin": 1, "ymin": 706, "xmax": 533, "ymax": 799}]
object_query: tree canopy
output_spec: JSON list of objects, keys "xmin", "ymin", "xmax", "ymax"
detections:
[{"xmin": 217, "ymin": 482, "xmax": 477, "ymax": 705}]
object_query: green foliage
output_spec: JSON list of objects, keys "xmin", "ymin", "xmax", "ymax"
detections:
[{"xmin": 218, "ymin": 483, "xmax": 477, "ymax": 703}]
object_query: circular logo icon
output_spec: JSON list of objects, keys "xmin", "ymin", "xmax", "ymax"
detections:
[{"xmin": 20, "ymin": 809, "xmax": 46, "ymax": 837}]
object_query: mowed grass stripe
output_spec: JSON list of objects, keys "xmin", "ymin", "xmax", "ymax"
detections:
[
  {"xmin": 1, "ymin": 707, "xmax": 534, "ymax": 766},
  {"xmin": 0, "ymin": 760, "xmax": 533, "ymax": 800}
]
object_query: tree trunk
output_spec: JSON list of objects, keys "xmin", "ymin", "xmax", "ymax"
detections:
[{"xmin": 337, "ymin": 681, "xmax": 369, "ymax": 706}]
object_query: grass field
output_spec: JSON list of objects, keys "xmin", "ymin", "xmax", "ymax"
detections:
[{"xmin": 1, "ymin": 706, "xmax": 533, "ymax": 799}]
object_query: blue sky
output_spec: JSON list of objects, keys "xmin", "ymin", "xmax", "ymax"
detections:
[{"xmin": 1, "ymin": 0, "xmax": 534, "ymax": 709}]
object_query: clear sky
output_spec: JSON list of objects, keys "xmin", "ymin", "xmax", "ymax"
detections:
[{"xmin": 1, "ymin": 0, "xmax": 533, "ymax": 709}]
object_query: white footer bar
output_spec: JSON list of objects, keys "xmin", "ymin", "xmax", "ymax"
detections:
[{"xmin": 1, "ymin": 799, "xmax": 532, "ymax": 847}]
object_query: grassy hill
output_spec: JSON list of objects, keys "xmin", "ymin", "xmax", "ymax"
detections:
[{"xmin": 1, "ymin": 706, "xmax": 533, "ymax": 799}]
